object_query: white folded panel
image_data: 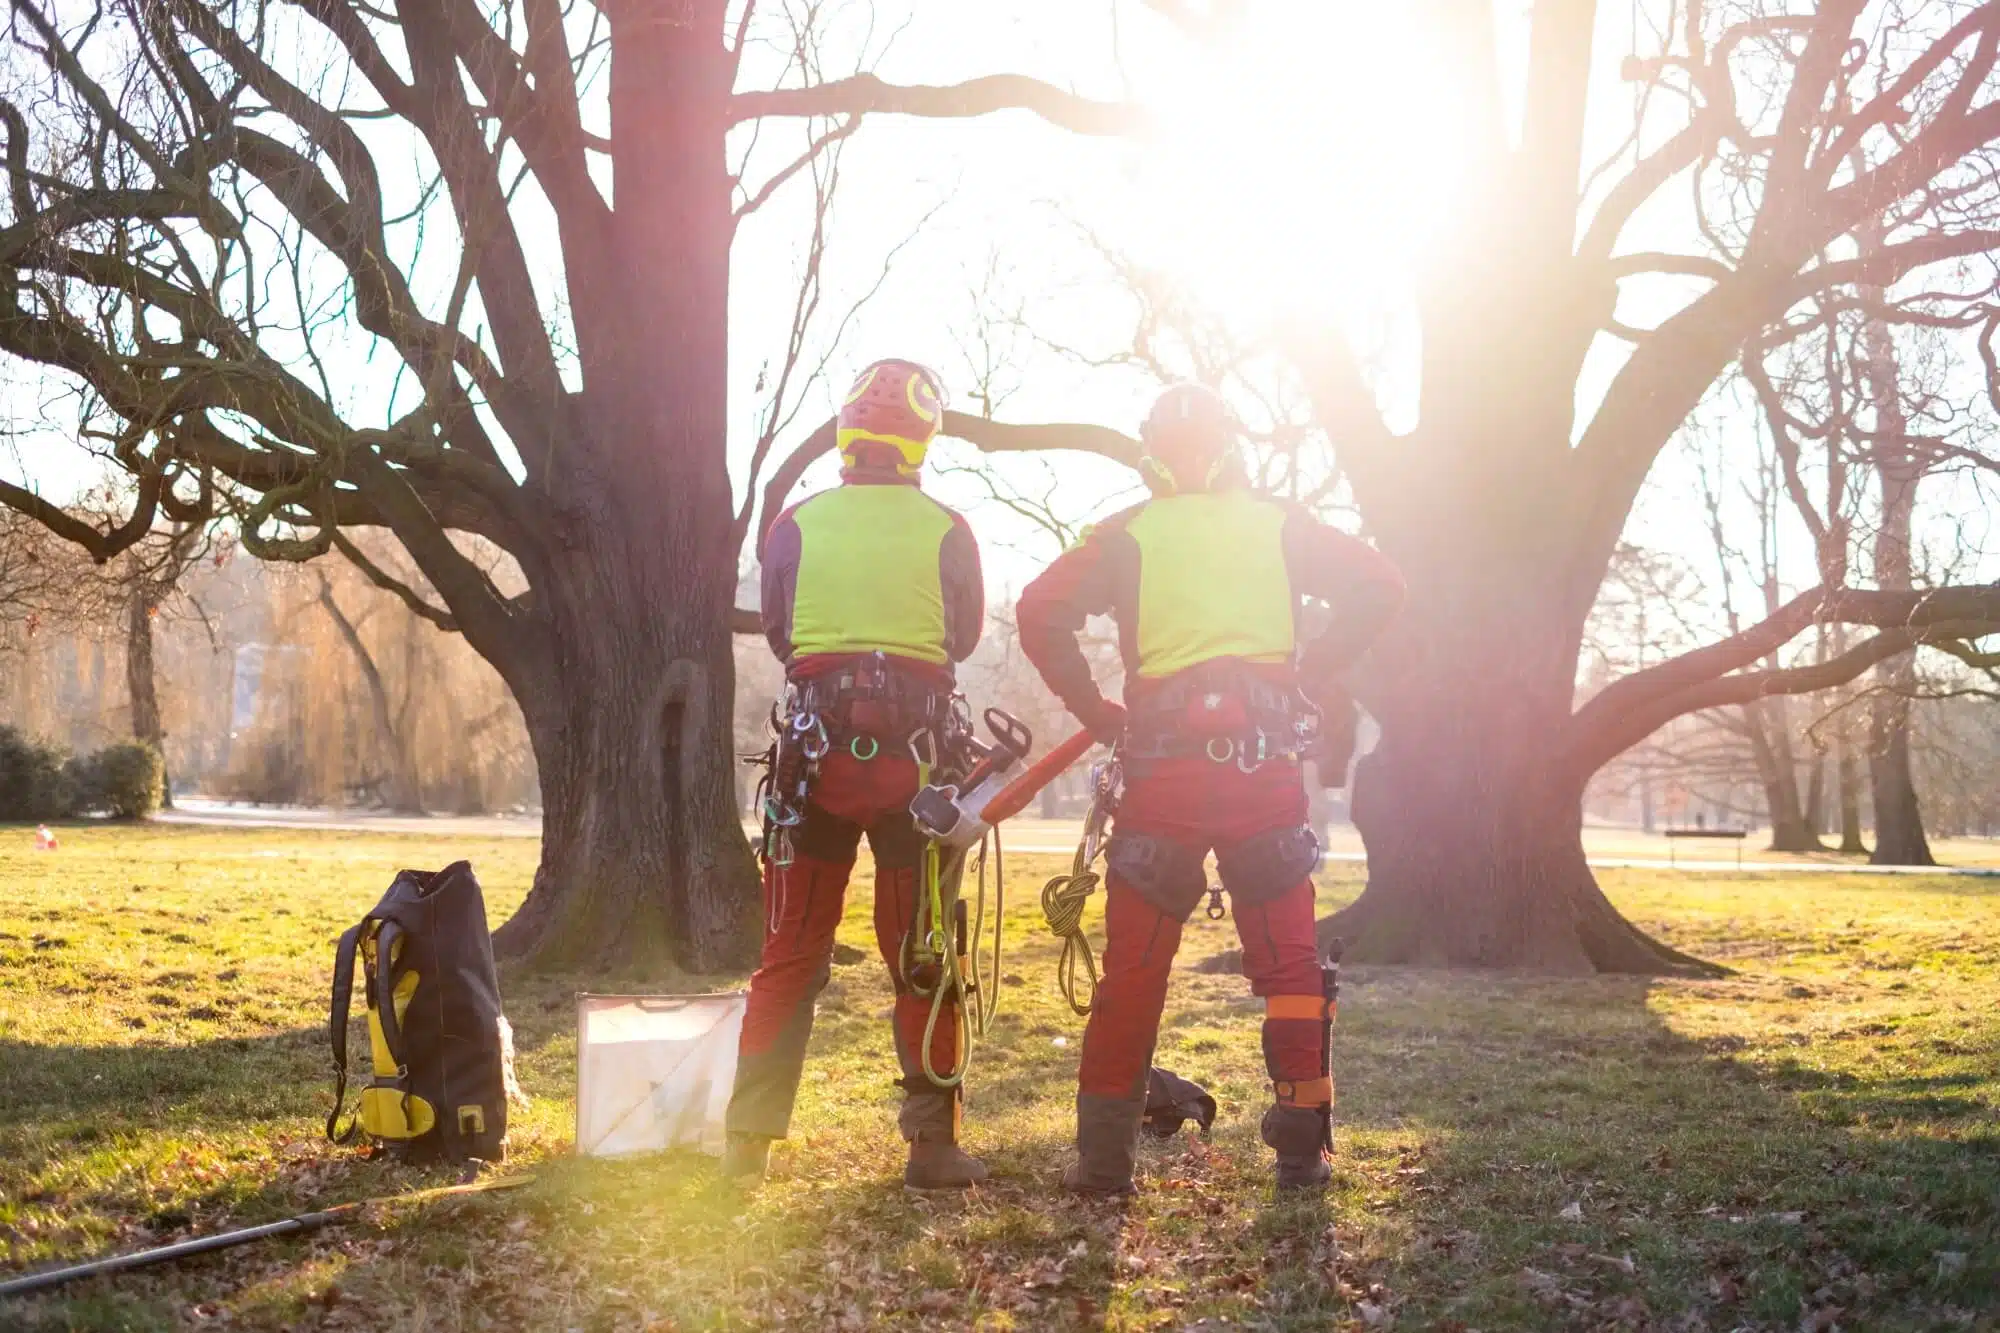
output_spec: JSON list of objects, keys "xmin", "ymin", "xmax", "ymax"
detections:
[{"xmin": 575, "ymin": 992, "xmax": 745, "ymax": 1158}]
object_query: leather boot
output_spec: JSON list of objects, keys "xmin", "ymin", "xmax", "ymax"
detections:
[
  {"xmin": 904, "ymin": 1135, "xmax": 990, "ymax": 1190},
  {"xmin": 721, "ymin": 1132, "xmax": 772, "ymax": 1183},
  {"xmin": 900, "ymin": 1090, "xmax": 988, "ymax": 1190},
  {"xmin": 1261, "ymin": 1105, "xmax": 1332, "ymax": 1192},
  {"xmin": 1062, "ymin": 1092, "xmax": 1145, "ymax": 1196}
]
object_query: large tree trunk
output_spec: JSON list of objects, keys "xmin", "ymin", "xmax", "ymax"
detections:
[
  {"xmin": 492, "ymin": 522, "xmax": 758, "ymax": 973},
  {"xmin": 1325, "ymin": 576, "xmax": 1709, "ymax": 975},
  {"xmin": 490, "ymin": 1, "xmax": 758, "ymax": 973},
  {"xmin": 1868, "ymin": 692, "xmax": 1933, "ymax": 865},
  {"xmin": 1836, "ymin": 733, "xmax": 1867, "ymax": 855},
  {"xmin": 1744, "ymin": 698, "xmax": 1822, "ymax": 852},
  {"xmin": 126, "ymin": 588, "xmax": 170, "ymax": 810},
  {"xmin": 1859, "ymin": 310, "xmax": 1936, "ymax": 867},
  {"xmin": 1803, "ymin": 749, "xmax": 1826, "ymax": 840}
]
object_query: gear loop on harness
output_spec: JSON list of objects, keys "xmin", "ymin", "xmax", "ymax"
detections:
[
  {"xmin": 849, "ymin": 734, "xmax": 879, "ymax": 761},
  {"xmin": 1205, "ymin": 736, "xmax": 1235, "ymax": 764}
]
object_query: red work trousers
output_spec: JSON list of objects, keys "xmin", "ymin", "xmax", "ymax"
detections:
[
  {"xmin": 726, "ymin": 750, "xmax": 963, "ymax": 1143},
  {"xmin": 1080, "ymin": 755, "xmax": 1328, "ymax": 1109}
]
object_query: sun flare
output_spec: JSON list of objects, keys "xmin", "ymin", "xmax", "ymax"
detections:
[{"xmin": 1125, "ymin": 2, "xmax": 1467, "ymax": 324}]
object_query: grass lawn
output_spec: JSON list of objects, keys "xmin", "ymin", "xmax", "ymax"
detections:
[{"xmin": 0, "ymin": 822, "xmax": 1994, "ymax": 1331}]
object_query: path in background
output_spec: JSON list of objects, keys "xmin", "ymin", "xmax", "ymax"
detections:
[
  {"xmin": 157, "ymin": 797, "xmax": 541, "ymax": 838},
  {"xmin": 160, "ymin": 799, "xmax": 2000, "ymax": 874}
]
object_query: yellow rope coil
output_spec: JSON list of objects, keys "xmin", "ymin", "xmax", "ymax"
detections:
[
  {"xmin": 1040, "ymin": 842, "xmax": 1102, "ymax": 1017},
  {"xmin": 915, "ymin": 832, "xmax": 1005, "ymax": 1089}
]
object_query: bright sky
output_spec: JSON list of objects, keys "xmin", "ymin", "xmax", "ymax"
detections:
[{"xmin": 2, "ymin": 0, "xmax": 1992, "ymax": 639}]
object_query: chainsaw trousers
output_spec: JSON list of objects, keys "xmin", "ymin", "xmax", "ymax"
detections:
[
  {"xmin": 728, "ymin": 750, "xmax": 965, "ymax": 1143},
  {"xmin": 1080, "ymin": 756, "xmax": 1328, "ymax": 1111}
]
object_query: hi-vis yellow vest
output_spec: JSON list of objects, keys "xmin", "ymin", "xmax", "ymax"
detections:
[
  {"xmin": 1126, "ymin": 490, "xmax": 1295, "ymax": 679},
  {"xmin": 790, "ymin": 484, "xmax": 955, "ymax": 664}
]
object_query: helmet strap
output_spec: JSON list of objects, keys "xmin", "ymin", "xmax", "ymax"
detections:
[{"xmin": 1138, "ymin": 455, "xmax": 1179, "ymax": 497}]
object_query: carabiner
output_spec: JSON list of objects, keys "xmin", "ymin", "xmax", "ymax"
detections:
[
  {"xmin": 801, "ymin": 718, "xmax": 830, "ymax": 761},
  {"xmin": 1236, "ymin": 732, "xmax": 1267, "ymax": 774}
]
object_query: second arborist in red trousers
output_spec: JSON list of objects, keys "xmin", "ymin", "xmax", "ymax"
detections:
[
  {"xmin": 725, "ymin": 358, "xmax": 988, "ymax": 1190},
  {"xmin": 1017, "ymin": 383, "xmax": 1405, "ymax": 1194}
]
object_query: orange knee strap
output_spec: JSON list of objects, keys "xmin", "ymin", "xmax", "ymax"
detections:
[
  {"xmin": 1264, "ymin": 994, "xmax": 1336, "ymax": 1022},
  {"xmin": 1273, "ymin": 1076, "xmax": 1334, "ymax": 1107}
]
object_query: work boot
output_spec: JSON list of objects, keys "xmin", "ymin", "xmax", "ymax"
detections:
[
  {"xmin": 721, "ymin": 1132, "xmax": 772, "ymax": 1183},
  {"xmin": 1062, "ymin": 1092, "xmax": 1145, "ymax": 1196},
  {"xmin": 1262, "ymin": 1105, "xmax": 1332, "ymax": 1193},
  {"xmin": 899, "ymin": 1090, "xmax": 988, "ymax": 1190},
  {"xmin": 904, "ymin": 1135, "xmax": 990, "ymax": 1190}
]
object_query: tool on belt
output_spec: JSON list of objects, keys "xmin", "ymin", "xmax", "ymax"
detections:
[
  {"xmin": 901, "ymin": 723, "xmax": 1104, "ymax": 1086},
  {"xmin": 900, "ymin": 707, "xmax": 1041, "ymax": 1088}
]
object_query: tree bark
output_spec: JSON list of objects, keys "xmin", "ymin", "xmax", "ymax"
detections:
[
  {"xmin": 490, "ymin": 536, "xmax": 758, "ymax": 973},
  {"xmin": 1859, "ymin": 304, "xmax": 1936, "ymax": 867},
  {"xmin": 126, "ymin": 587, "xmax": 170, "ymax": 809},
  {"xmin": 1744, "ymin": 698, "xmax": 1823, "ymax": 852},
  {"xmin": 488, "ymin": 1, "xmax": 758, "ymax": 974},
  {"xmin": 1803, "ymin": 749, "xmax": 1825, "ymax": 840},
  {"xmin": 1324, "ymin": 538, "xmax": 1712, "ymax": 974},
  {"xmin": 1837, "ymin": 732, "xmax": 1867, "ymax": 854}
]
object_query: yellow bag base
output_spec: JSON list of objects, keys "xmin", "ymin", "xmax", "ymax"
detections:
[{"xmin": 359, "ymin": 1086, "xmax": 436, "ymax": 1139}]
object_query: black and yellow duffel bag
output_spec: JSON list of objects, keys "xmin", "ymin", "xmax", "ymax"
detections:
[{"xmin": 326, "ymin": 861, "xmax": 509, "ymax": 1160}]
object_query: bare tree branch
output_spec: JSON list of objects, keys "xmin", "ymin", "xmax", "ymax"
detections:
[{"xmin": 733, "ymin": 73, "xmax": 1146, "ymax": 136}]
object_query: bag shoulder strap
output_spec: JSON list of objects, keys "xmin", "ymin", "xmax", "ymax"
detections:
[{"xmin": 325, "ymin": 920, "xmax": 366, "ymax": 1143}]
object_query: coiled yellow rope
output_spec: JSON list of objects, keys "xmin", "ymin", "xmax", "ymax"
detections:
[
  {"xmin": 915, "ymin": 831, "xmax": 1005, "ymax": 1088},
  {"xmin": 1040, "ymin": 842, "xmax": 1102, "ymax": 1017}
]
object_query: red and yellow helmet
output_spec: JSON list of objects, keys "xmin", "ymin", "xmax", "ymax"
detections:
[
  {"xmin": 837, "ymin": 359, "xmax": 946, "ymax": 478},
  {"xmin": 1139, "ymin": 382, "xmax": 1242, "ymax": 495}
]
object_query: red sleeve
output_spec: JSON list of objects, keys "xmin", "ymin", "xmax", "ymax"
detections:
[
  {"xmin": 1016, "ymin": 524, "xmax": 1124, "ymax": 724},
  {"xmin": 1281, "ymin": 508, "xmax": 1406, "ymax": 685}
]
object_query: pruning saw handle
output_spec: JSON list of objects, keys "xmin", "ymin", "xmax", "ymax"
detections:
[{"xmin": 981, "ymin": 728, "xmax": 1099, "ymax": 827}]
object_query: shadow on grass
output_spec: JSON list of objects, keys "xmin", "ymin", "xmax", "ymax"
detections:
[
  {"xmin": 7, "ymin": 925, "xmax": 1997, "ymax": 1330},
  {"xmin": 1172, "ymin": 964, "xmax": 2000, "ymax": 1331}
]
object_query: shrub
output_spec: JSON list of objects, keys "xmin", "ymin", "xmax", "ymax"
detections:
[
  {"xmin": 70, "ymin": 743, "xmax": 165, "ymax": 820},
  {"xmin": 0, "ymin": 726, "xmax": 77, "ymax": 820}
]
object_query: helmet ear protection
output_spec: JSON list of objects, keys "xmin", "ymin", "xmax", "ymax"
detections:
[{"xmin": 838, "ymin": 359, "xmax": 947, "ymax": 478}]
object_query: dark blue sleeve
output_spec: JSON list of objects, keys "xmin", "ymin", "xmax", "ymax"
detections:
[
  {"xmin": 761, "ymin": 507, "xmax": 803, "ymax": 664},
  {"xmin": 940, "ymin": 508, "xmax": 984, "ymax": 663}
]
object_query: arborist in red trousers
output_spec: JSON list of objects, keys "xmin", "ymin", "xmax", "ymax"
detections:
[
  {"xmin": 1017, "ymin": 383, "xmax": 1405, "ymax": 1194},
  {"xmin": 725, "ymin": 359, "xmax": 989, "ymax": 1190}
]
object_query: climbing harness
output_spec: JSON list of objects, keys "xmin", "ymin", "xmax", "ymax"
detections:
[
  {"xmin": 747, "ymin": 655, "xmax": 960, "ymax": 933},
  {"xmin": 1040, "ymin": 754, "xmax": 1121, "ymax": 1016}
]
